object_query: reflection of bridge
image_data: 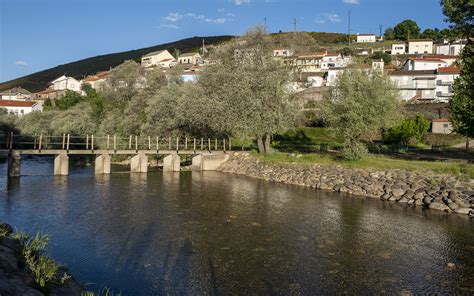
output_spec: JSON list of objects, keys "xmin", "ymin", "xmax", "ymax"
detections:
[{"xmin": 1, "ymin": 134, "xmax": 232, "ymax": 177}]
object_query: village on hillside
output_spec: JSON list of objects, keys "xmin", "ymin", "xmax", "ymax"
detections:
[{"xmin": 0, "ymin": 33, "xmax": 469, "ymax": 135}]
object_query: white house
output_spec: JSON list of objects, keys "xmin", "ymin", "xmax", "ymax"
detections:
[
  {"xmin": 356, "ymin": 34, "xmax": 376, "ymax": 43},
  {"xmin": 177, "ymin": 52, "xmax": 202, "ymax": 65},
  {"xmin": 407, "ymin": 39, "xmax": 433, "ymax": 54},
  {"xmin": 435, "ymin": 67, "xmax": 460, "ymax": 102},
  {"xmin": 0, "ymin": 100, "xmax": 42, "ymax": 116},
  {"xmin": 320, "ymin": 53, "xmax": 351, "ymax": 70},
  {"xmin": 0, "ymin": 87, "xmax": 32, "ymax": 100},
  {"xmin": 50, "ymin": 75, "xmax": 83, "ymax": 93},
  {"xmin": 326, "ymin": 68, "xmax": 345, "ymax": 86},
  {"xmin": 141, "ymin": 50, "xmax": 175, "ymax": 67},
  {"xmin": 435, "ymin": 39, "xmax": 466, "ymax": 56},
  {"xmin": 391, "ymin": 43, "xmax": 406, "ymax": 55},
  {"xmin": 403, "ymin": 58, "xmax": 448, "ymax": 71},
  {"xmin": 431, "ymin": 118, "xmax": 453, "ymax": 134},
  {"xmin": 273, "ymin": 48, "xmax": 294, "ymax": 57},
  {"xmin": 295, "ymin": 52, "xmax": 325, "ymax": 72},
  {"xmin": 389, "ymin": 70, "xmax": 437, "ymax": 101}
]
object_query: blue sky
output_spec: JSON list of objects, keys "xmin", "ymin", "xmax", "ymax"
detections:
[{"xmin": 1, "ymin": 0, "xmax": 449, "ymax": 82}]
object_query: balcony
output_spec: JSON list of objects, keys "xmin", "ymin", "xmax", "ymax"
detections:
[{"xmin": 396, "ymin": 82, "xmax": 436, "ymax": 90}]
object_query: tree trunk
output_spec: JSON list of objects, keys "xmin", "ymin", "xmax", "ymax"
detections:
[
  {"xmin": 264, "ymin": 132, "xmax": 271, "ymax": 154},
  {"xmin": 257, "ymin": 134, "xmax": 265, "ymax": 154}
]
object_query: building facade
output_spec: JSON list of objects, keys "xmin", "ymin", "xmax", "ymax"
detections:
[
  {"xmin": 141, "ymin": 50, "xmax": 175, "ymax": 67},
  {"xmin": 0, "ymin": 100, "xmax": 43, "ymax": 115},
  {"xmin": 356, "ymin": 34, "xmax": 376, "ymax": 43},
  {"xmin": 407, "ymin": 39, "xmax": 434, "ymax": 54}
]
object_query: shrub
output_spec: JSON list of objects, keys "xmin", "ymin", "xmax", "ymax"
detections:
[
  {"xmin": 384, "ymin": 114, "xmax": 430, "ymax": 145},
  {"xmin": 342, "ymin": 140, "xmax": 368, "ymax": 161}
]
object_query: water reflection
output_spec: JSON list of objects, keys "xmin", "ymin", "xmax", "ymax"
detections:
[{"xmin": 0, "ymin": 159, "xmax": 472, "ymax": 295}]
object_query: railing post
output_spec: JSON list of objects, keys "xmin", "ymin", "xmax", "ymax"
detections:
[
  {"xmin": 229, "ymin": 138, "xmax": 232, "ymax": 151},
  {"xmin": 9, "ymin": 132, "xmax": 14, "ymax": 150},
  {"xmin": 91, "ymin": 135, "xmax": 94, "ymax": 151},
  {"xmin": 86, "ymin": 135, "xmax": 89, "ymax": 150},
  {"xmin": 107, "ymin": 135, "xmax": 110, "ymax": 150},
  {"xmin": 33, "ymin": 135, "xmax": 37, "ymax": 150},
  {"xmin": 66, "ymin": 134, "xmax": 70, "ymax": 151},
  {"xmin": 62, "ymin": 133, "xmax": 66, "ymax": 149},
  {"xmin": 168, "ymin": 137, "xmax": 171, "ymax": 150},
  {"xmin": 39, "ymin": 134, "xmax": 43, "ymax": 151},
  {"xmin": 129, "ymin": 135, "xmax": 132, "ymax": 150},
  {"xmin": 223, "ymin": 139, "xmax": 226, "ymax": 153},
  {"xmin": 185, "ymin": 137, "xmax": 188, "ymax": 150},
  {"xmin": 148, "ymin": 136, "xmax": 151, "ymax": 150},
  {"xmin": 208, "ymin": 138, "xmax": 211, "ymax": 152},
  {"xmin": 113, "ymin": 135, "xmax": 117, "ymax": 151},
  {"xmin": 156, "ymin": 136, "xmax": 159, "ymax": 151},
  {"xmin": 201, "ymin": 138, "xmax": 204, "ymax": 151},
  {"xmin": 135, "ymin": 135, "xmax": 138, "ymax": 152},
  {"xmin": 176, "ymin": 137, "xmax": 179, "ymax": 152},
  {"xmin": 193, "ymin": 138, "xmax": 196, "ymax": 153},
  {"xmin": 215, "ymin": 138, "xmax": 217, "ymax": 151}
]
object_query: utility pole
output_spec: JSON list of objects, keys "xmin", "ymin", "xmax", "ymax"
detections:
[
  {"xmin": 264, "ymin": 17, "xmax": 267, "ymax": 31},
  {"xmin": 347, "ymin": 10, "xmax": 351, "ymax": 45},
  {"xmin": 202, "ymin": 38, "xmax": 205, "ymax": 55},
  {"xmin": 379, "ymin": 24, "xmax": 383, "ymax": 39},
  {"xmin": 293, "ymin": 18, "xmax": 297, "ymax": 33}
]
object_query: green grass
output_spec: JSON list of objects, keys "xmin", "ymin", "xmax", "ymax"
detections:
[
  {"xmin": 253, "ymin": 152, "xmax": 474, "ymax": 179},
  {"xmin": 272, "ymin": 127, "xmax": 344, "ymax": 152}
]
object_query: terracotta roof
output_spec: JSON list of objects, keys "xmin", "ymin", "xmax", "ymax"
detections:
[
  {"xmin": 37, "ymin": 89, "xmax": 63, "ymax": 95},
  {"xmin": 324, "ymin": 53, "xmax": 340, "ymax": 57},
  {"xmin": 432, "ymin": 118, "xmax": 449, "ymax": 122},
  {"xmin": 0, "ymin": 87, "xmax": 31, "ymax": 95},
  {"xmin": 408, "ymin": 39, "xmax": 433, "ymax": 42},
  {"xmin": 437, "ymin": 66, "xmax": 461, "ymax": 74},
  {"xmin": 423, "ymin": 54, "xmax": 458, "ymax": 59},
  {"xmin": 143, "ymin": 50, "xmax": 168, "ymax": 57},
  {"xmin": 298, "ymin": 52, "xmax": 325, "ymax": 58},
  {"xmin": 389, "ymin": 70, "xmax": 437, "ymax": 76},
  {"xmin": 409, "ymin": 58, "xmax": 445, "ymax": 62},
  {"xmin": 0, "ymin": 100, "xmax": 37, "ymax": 107},
  {"xmin": 159, "ymin": 58, "xmax": 175, "ymax": 62}
]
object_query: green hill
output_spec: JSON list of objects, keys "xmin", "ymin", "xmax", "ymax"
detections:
[{"xmin": 0, "ymin": 35, "xmax": 233, "ymax": 93}]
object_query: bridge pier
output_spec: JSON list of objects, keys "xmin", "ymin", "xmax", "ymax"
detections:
[
  {"xmin": 95, "ymin": 154, "xmax": 111, "ymax": 175},
  {"xmin": 192, "ymin": 153, "xmax": 230, "ymax": 171},
  {"xmin": 54, "ymin": 153, "xmax": 69, "ymax": 176},
  {"xmin": 7, "ymin": 151, "xmax": 21, "ymax": 177},
  {"xmin": 131, "ymin": 153, "xmax": 148, "ymax": 173},
  {"xmin": 163, "ymin": 154, "xmax": 180, "ymax": 172}
]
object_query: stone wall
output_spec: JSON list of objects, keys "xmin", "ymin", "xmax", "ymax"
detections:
[{"xmin": 218, "ymin": 153, "xmax": 474, "ymax": 216}]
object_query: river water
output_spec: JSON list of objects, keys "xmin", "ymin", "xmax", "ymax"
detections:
[{"xmin": 0, "ymin": 157, "xmax": 473, "ymax": 295}]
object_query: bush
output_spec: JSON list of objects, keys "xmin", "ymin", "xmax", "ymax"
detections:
[
  {"xmin": 342, "ymin": 140, "xmax": 368, "ymax": 161},
  {"xmin": 384, "ymin": 114, "xmax": 430, "ymax": 146},
  {"xmin": 423, "ymin": 133, "xmax": 466, "ymax": 147}
]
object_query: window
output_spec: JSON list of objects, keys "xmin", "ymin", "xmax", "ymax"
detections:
[{"xmin": 443, "ymin": 124, "xmax": 449, "ymax": 128}]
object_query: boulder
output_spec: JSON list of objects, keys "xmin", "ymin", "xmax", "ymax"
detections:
[
  {"xmin": 428, "ymin": 202, "xmax": 450, "ymax": 212},
  {"xmin": 454, "ymin": 207, "xmax": 472, "ymax": 215}
]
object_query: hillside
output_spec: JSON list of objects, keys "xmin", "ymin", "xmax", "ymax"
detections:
[{"xmin": 0, "ymin": 35, "xmax": 233, "ymax": 92}]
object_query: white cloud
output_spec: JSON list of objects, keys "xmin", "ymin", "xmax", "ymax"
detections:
[
  {"xmin": 163, "ymin": 12, "xmax": 183, "ymax": 22},
  {"xmin": 15, "ymin": 61, "xmax": 27, "ymax": 66},
  {"xmin": 234, "ymin": 0, "xmax": 250, "ymax": 5},
  {"xmin": 315, "ymin": 13, "xmax": 341, "ymax": 24},
  {"xmin": 159, "ymin": 24, "xmax": 180, "ymax": 29},
  {"xmin": 343, "ymin": 0, "xmax": 360, "ymax": 4}
]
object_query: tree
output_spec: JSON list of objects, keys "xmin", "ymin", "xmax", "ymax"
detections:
[
  {"xmin": 394, "ymin": 20, "xmax": 420, "ymax": 40},
  {"xmin": 421, "ymin": 28, "xmax": 443, "ymax": 40},
  {"xmin": 384, "ymin": 27, "xmax": 395, "ymax": 40},
  {"xmin": 322, "ymin": 67, "xmax": 402, "ymax": 160},
  {"xmin": 448, "ymin": 43, "xmax": 474, "ymax": 146},
  {"xmin": 199, "ymin": 26, "xmax": 301, "ymax": 154},
  {"xmin": 371, "ymin": 51, "xmax": 392, "ymax": 64},
  {"xmin": 440, "ymin": 0, "xmax": 474, "ymax": 38}
]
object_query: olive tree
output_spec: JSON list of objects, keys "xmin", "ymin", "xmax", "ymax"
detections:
[
  {"xmin": 198, "ymin": 26, "xmax": 301, "ymax": 153},
  {"xmin": 322, "ymin": 67, "xmax": 402, "ymax": 160}
]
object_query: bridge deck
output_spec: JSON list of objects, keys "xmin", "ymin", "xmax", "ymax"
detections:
[{"xmin": 0, "ymin": 149, "xmax": 231, "ymax": 156}]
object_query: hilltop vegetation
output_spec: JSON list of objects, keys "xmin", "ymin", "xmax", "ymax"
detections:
[{"xmin": 0, "ymin": 35, "xmax": 233, "ymax": 92}]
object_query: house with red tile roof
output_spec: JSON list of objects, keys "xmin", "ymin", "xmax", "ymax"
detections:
[{"xmin": 0, "ymin": 100, "xmax": 42, "ymax": 115}]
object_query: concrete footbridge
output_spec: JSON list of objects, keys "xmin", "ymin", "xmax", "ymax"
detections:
[{"xmin": 1, "ymin": 133, "xmax": 233, "ymax": 177}]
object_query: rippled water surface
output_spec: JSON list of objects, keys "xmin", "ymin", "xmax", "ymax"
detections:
[{"xmin": 0, "ymin": 157, "xmax": 473, "ymax": 295}]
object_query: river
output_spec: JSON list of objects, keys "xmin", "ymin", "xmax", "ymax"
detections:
[{"xmin": 0, "ymin": 157, "xmax": 473, "ymax": 295}]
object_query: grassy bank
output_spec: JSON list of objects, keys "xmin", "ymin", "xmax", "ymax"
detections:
[{"xmin": 253, "ymin": 152, "xmax": 474, "ymax": 179}]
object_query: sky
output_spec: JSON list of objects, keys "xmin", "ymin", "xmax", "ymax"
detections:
[{"xmin": 0, "ymin": 0, "xmax": 450, "ymax": 82}]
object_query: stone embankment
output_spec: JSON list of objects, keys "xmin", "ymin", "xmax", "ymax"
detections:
[
  {"xmin": 0, "ymin": 222, "xmax": 81, "ymax": 295},
  {"xmin": 218, "ymin": 153, "xmax": 474, "ymax": 216}
]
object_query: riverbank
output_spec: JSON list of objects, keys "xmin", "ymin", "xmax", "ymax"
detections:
[
  {"xmin": 0, "ymin": 222, "xmax": 81, "ymax": 295},
  {"xmin": 218, "ymin": 152, "xmax": 474, "ymax": 216}
]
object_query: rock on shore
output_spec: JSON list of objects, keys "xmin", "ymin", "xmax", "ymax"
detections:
[
  {"xmin": 218, "ymin": 153, "xmax": 474, "ymax": 216},
  {"xmin": 0, "ymin": 223, "xmax": 82, "ymax": 295}
]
